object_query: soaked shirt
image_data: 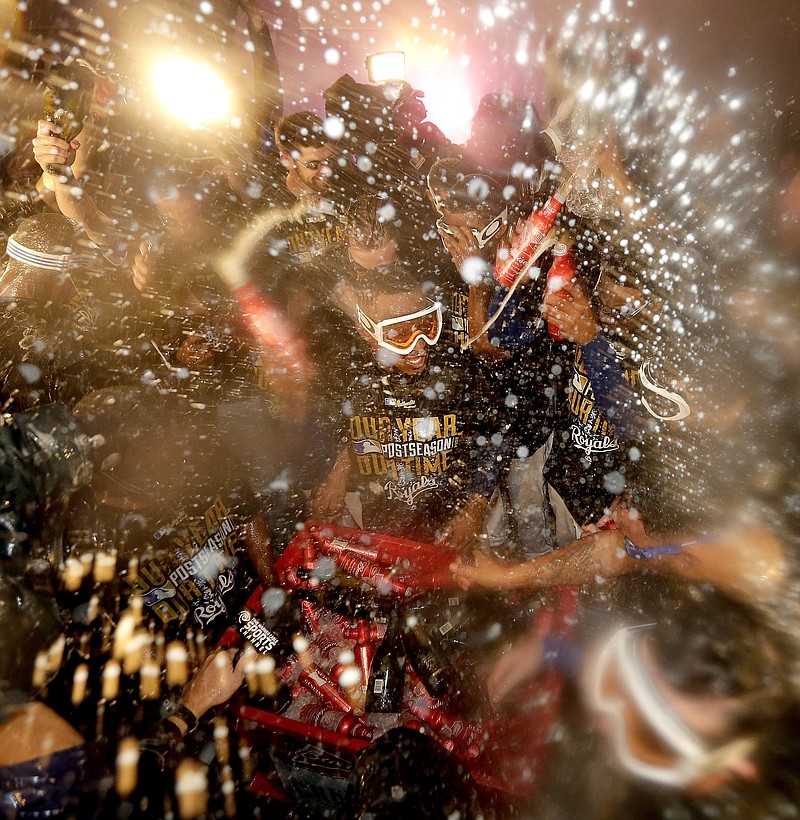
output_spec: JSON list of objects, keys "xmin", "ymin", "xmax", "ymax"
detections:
[
  {"xmin": 546, "ymin": 335, "xmax": 642, "ymax": 525},
  {"xmin": 340, "ymin": 349, "xmax": 498, "ymax": 540},
  {"xmin": 65, "ymin": 433, "xmax": 258, "ymax": 641}
]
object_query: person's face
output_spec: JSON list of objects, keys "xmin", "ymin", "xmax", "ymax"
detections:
[
  {"xmin": 392, "ymin": 337, "xmax": 429, "ymax": 376},
  {"xmin": 394, "ymin": 96, "xmax": 427, "ymax": 132},
  {"xmin": 156, "ymin": 197, "xmax": 208, "ymax": 245},
  {"xmin": 348, "ymin": 236, "xmax": 398, "ymax": 273},
  {"xmin": 361, "ymin": 332, "xmax": 430, "ymax": 377},
  {"xmin": 285, "ymin": 144, "xmax": 333, "ymax": 195}
]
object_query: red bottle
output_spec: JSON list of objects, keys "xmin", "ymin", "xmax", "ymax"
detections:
[
  {"xmin": 281, "ymin": 658, "xmax": 354, "ymax": 714},
  {"xmin": 407, "ymin": 697, "xmax": 483, "ymax": 759},
  {"xmin": 546, "ymin": 242, "xmax": 576, "ymax": 341},
  {"xmin": 299, "ymin": 599, "xmax": 322, "ymax": 634},
  {"xmin": 318, "ymin": 535, "xmax": 396, "ymax": 567},
  {"xmin": 334, "ymin": 552, "xmax": 410, "ymax": 596},
  {"xmin": 495, "ymin": 189, "xmax": 566, "ymax": 287},
  {"xmin": 230, "ymin": 281, "xmax": 311, "ymax": 378},
  {"xmin": 342, "ymin": 621, "xmax": 385, "ymax": 642},
  {"xmin": 299, "ymin": 704, "xmax": 378, "ymax": 741}
]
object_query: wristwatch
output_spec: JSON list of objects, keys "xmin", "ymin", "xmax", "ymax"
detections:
[
  {"xmin": 171, "ymin": 704, "xmax": 199, "ymax": 734},
  {"xmin": 623, "ymin": 536, "xmax": 686, "ymax": 560}
]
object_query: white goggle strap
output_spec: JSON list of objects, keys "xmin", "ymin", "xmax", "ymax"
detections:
[
  {"xmin": 590, "ymin": 628, "xmax": 698, "ymax": 787},
  {"xmin": 426, "ymin": 177, "xmax": 445, "ymax": 216},
  {"xmin": 542, "ymin": 126, "xmax": 563, "ymax": 157},
  {"xmin": 618, "ymin": 628, "xmax": 708, "ymax": 760},
  {"xmin": 6, "ymin": 235, "xmax": 72, "ymax": 272}
]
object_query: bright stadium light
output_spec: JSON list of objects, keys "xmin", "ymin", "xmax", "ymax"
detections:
[
  {"xmin": 151, "ymin": 56, "xmax": 233, "ymax": 127},
  {"xmin": 366, "ymin": 51, "xmax": 406, "ymax": 83}
]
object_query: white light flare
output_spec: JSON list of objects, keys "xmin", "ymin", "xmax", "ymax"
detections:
[
  {"xmin": 151, "ymin": 56, "xmax": 233, "ymax": 127},
  {"xmin": 400, "ymin": 43, "xmax": 475, "ymax": 143},
  {"xmin": 415, "ymin": 75, "xmax": 475, "ymax": 143}
]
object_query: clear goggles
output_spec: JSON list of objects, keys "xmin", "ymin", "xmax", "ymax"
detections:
[
  {"xmin": 590, "ymin": 625, "xmax": 756, "ymax": 788},
  {"xmin": 435, "ymin": 206, "xmax": 508, "ymax": 250},
  {"xmin": 357, "ymin": 300, "xmax": 443, "ymax": 355}
]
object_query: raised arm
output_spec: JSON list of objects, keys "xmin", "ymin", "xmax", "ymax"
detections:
[{"xmin": 31, "ymin": 120, "xmax": 123, "ymax": 262}]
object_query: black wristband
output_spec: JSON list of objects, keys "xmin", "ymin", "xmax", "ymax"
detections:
[{"xmin": 171, "ymin": 704, "xmax": 199, "ymax": 734}]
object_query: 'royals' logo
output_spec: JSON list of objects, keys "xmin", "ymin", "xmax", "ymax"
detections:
[{"xmin": 385, "ymin": 474, "xmax": 443, "ymax": 506}]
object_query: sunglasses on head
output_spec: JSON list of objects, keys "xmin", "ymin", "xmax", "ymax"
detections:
[
  {"xmin": 436, "ymin": 206, "xmax": 509, "ymax": 250},
  {"xmin": 356, "ymin": 300, "xmax": 443, "ymax": 355}
]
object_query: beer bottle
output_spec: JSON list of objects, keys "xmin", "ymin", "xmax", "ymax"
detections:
[
  {"xmin": 42, "ymin": 60, "xmax": 91, "ymax": 175},
  {"xmin": 494, "ymin": 177, "xmax": 571, "ymax": 287},
  {"xmin": 546, "ymin": 242, "xmax": 576, "ymax": 340}
]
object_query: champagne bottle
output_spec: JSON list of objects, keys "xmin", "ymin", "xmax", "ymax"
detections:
[
  {"xmin": 42, "ymin": 61, "xmax": 90, "ymax": 176},
  {"xmin": 494, "ymin": 176, "xmax": 572, "ymax": 287},
  {"xmin": 366, "ymin": 611, "xmax": 405, "ymax": 713},
  {"xmin": 401, "ymin": 621, "xmax": 453, "ymax": 700}
]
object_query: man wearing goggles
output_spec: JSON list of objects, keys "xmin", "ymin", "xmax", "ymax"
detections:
[
  {"xmin": 581, "ymin": 583, "xmax": 794, "ymax": 806},
  {"xmin": 434, "ymin": 205, "xmax": 509, "ymax": 256},
  {"xmin": 456, "ymin": 572, "xmax": 793, "ymax": 814},
  {"xmin": 589, "ymin": 623, "xmax": 762, "ymax": 790},
  {"xmin": 312, "ymin": 271, "xmax": 499, "ymax": 551},
  {"xmin": 426, "ymin": 166, "xmax": 511, "ymax": 272}
]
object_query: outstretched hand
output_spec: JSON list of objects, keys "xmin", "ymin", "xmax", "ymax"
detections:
[
  {"xmin": 486, "ymin": 632, "xmax": 545, "ymax": 707},
  {"xmin": 180, "ymin": 649, "xmax": 245, "ymax": 721}
]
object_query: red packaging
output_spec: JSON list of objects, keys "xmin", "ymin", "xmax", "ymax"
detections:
[{"xmin": 278, "ymin": 521, "xmax": 460, "ymax": 597}]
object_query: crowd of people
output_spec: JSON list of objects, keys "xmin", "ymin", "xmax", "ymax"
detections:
[{"xmin": 0, "ymin": 16, "xmax": 799, "ymax": 820}]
